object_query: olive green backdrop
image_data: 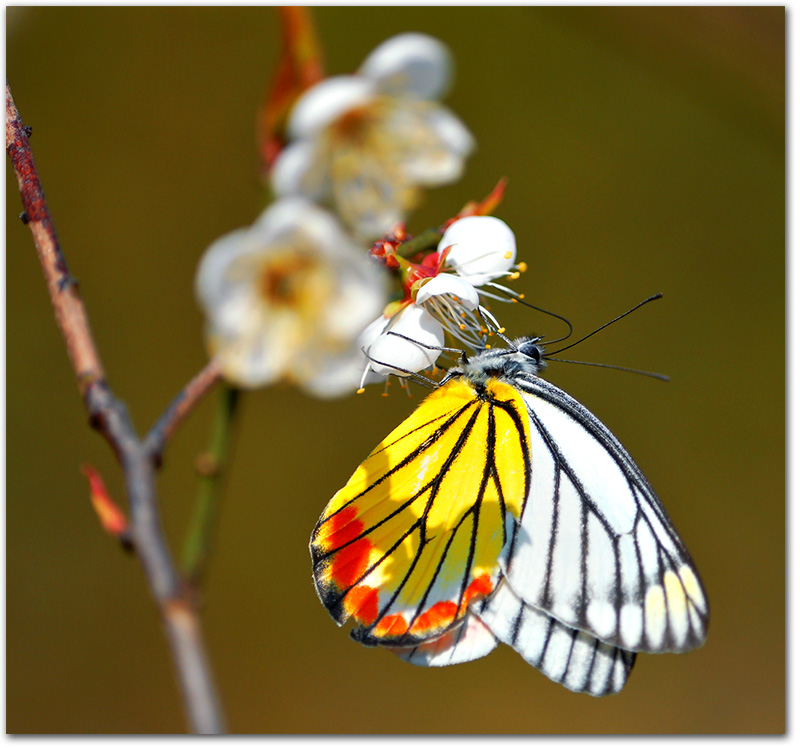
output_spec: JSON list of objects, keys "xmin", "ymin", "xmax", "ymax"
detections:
[{"xmin": 6, "ymin": 6, "xmax": 784, "ymax": 735}]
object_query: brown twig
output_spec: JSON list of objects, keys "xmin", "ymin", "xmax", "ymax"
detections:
[
  {"xmin": 6, "ymin": 81, "xmax": 226, "ymax": 734},
  {"xmin": 144, "ymin": 358, "xmax": 222, "ymax": 464}
]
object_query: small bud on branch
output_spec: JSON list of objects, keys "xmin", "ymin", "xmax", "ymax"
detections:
[{"xmin": 81, "ymin": 463, "xmax": 133, "ymax": 551}]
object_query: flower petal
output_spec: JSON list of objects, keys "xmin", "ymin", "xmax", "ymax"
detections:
[
  {"xmin": 439, "ymin": 216, "xmax": 517, "ymax": 286},
  {"xmin": 329, "ymin": 152, "xmax": 414, "ymax": 241},
  {"xmin": 195, "ymin": 227, "xmax": 254, "ymax": 313},
  {"xmin": 396, "ymin": 104, "xmax": 475, "ymax": 187},
  {"xmin": 254, "ymin": 197, "xmax": 365, "ymax": 264},
  {"xmin": 299, "ymin": 347, "xmax": 375, "ymax": 398},
  {"xmin": 288, "ymin": 75, "xmax": 377, "ymax": 139},
  {"xmin": 359, "ymin": 313, "xmax": 393, "ymax": 349},
  {"xmin": 271, "ymin": 141, "xmax": 326, "ymax": 199},
  {"xmin": 367, "ymin": 305, "xmax": 444, "ymax": 376},
  {"xmin": 211, "ymin": 311, "xmax": 298, "ymax": 388},
  {"xmin": 196, "ymin": 199, "xmax": 387, "ymax": 393},
  {"xmin": 326, "ymin": 262, "xmax": 388, "ymax": 340},
  {"xmin": 389, "ymin": 103, "xmax": 474, "ymax": 186},
  {"xmin": 423, "ymin": 106, "xmax": 475, "ymax": 160},
  {"xmin": 416, "ymin": 274, "xmax": 480, "ymax": 310},
  {"xmin": 359, "ymin": 33, "xmax": 453, "ymax": 100}
]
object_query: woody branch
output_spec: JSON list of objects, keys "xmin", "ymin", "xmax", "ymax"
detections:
[{"xmin": 6, "ymin": 81, "xmax": 225, "ymax": 734}]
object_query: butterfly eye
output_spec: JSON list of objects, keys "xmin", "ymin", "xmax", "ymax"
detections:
[{"xmin": 519, "ymin": 341, "xmax": 542, "ymax": 363}]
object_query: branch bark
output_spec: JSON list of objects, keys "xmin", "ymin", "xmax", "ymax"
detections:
[
  {"xmin": 144, "ymin": 358, "xmax": 222, "ymax": 464},
  {"xmin": 6, "ymin": 81, "xmax": 226, "ymax": 734}
]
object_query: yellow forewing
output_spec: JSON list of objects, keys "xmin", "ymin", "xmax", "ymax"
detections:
[
  {"xmin": 311, "ymin": 377, "xmax": 531, "ymax": 646},
  {"xmin": 320, "ymin": 379, "xmax": 481, "ymax": 518}
]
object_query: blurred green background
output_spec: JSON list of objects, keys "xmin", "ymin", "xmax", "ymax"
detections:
[{"xmin": 6, "ymin": 6, "xmax": 784, "ymax": 734}]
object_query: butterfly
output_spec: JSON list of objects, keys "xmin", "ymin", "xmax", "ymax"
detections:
[{"xmin": 310, "ymin": 336, "xmax": 708, "ymax": 696}]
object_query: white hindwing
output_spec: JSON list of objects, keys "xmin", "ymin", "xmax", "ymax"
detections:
[
  {"xmin": 390, "ymin": 613, "xmax": 499, "ymax": 667},
  {"xmin": 504, "ymin": 375, "xmax": 708, "ymax": 653},
  {"xmin": 394, "ymin": 580, "xmax": 636, "ymax": 697},
  {"xmin": 473, "ymin": 581, "xmax": 636, "ymax": 696}
]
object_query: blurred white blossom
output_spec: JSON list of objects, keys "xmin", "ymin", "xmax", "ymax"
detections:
[
  {"xmin": 196, "ymin": 198, "xmax": 387, "ymax": 397},
  {"xmin": 271, "ymin": 33, "xmax": 474, "ymax": 240}
]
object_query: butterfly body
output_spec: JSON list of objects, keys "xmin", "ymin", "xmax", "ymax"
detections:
[
  {"xmin": 445, "ymin": 337, "xmax": 547, "ymax": 388},
  {"xmin": 311, "ymin": 337, "xmax": 708, "ymax": 696}
]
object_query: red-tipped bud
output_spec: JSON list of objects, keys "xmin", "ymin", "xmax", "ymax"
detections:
[
  {"xmin": 258, "ymin": 7, "xmax": 325, "ymax": 173},
  {"xmin": 81, "ymin": 464, "xmax": 133, "ymax": 551},
  {"xmin": 451, "ymin": 177, "xmax": 509, "ymax": 224}
]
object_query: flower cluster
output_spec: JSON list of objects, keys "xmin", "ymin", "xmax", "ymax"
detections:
[
  {"xmin": 359, "ymin": 215, "xmax": 523, "ymax": 387},
  {"xmin": 195, "ymin": 30, "xmax": 525, "ymax": 398},
  {"xmin": 271, "ymin": 33, "xmax": 474, "ymax": 241}
]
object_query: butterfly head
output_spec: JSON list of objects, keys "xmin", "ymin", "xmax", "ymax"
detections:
[{"xmin": 451, "ymin": 336, "xmax": 546, "ymax": 388}]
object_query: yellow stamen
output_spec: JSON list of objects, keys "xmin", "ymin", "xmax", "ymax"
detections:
[
  {"xmin": 357, "ymin": 388, "xmax": 366, "ymax": 395},
  {"xmin": 517, "ymin": 262, "xmax": 528, "ymax": 273}
]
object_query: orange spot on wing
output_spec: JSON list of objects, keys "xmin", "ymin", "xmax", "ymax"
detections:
[
  {"xmin": 321, "ymin": 506, "xmax": 363, "ymax": 549},
  {"xmin": 460, "ymin": 574, "xmax": 494, "ymax": 615},
  {"xmin": 330, "ymin": 537, "xmax": 372, "ymax": 590},
  {"xmin": 374, "ymin": 613, "xmax": 409, "ymax": 638},
  {"xmin": 345, "ymin": 586, "xmax": 379, "ymax": 625},
  {"xmin": 410, "ymin": 601, "xmax": 458, "ymax": 637}
]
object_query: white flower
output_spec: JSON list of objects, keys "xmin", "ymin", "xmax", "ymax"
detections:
[
  {"xmin": 415, "ymin": 272, "xmax": 491, "ymax": 350},
  {"xmin": 356, "ymin": 215, "xmax": 526, "ymax": 384},
  {"xmin": 415, "ymin": 273, "xmax": 480, "ymax": 310},
  {"xmin": 357, "ymin": 274, "xmax": 478, "ymax": 385},
  {"xmin": 363, "ymin": 305, "xmax": 445, "ymax": 380},
  {"xmin": 196, "ymin": 198, "xmax": 387, "ymax": 397},
  {"xmin": 271, "ymin": 33, "xmax": 474, "ymax": 240},
  {"xmin": 439, "ymin": 215, "xmax": 517, "ymax": 286}
]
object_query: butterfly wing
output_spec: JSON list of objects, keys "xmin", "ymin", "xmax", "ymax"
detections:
[
  {"xmin": 311, "ymin": 378, "xmax": 531, "ymax": 647},
  {"xmin": 392, "ymin": 573, "xmax": 636, "ymax": 694},
  {"xmin": 389, "ymin": 611, "xmax": 500, "ymax": 667},
  {"xmin": 502, "ymin": 375, "xmax": 708, "ymax": 653},
  {"xmin": 473, "ymin": 580, "xmax": 636, "ymax": 696}
]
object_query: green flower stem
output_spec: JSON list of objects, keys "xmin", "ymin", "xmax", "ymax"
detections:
[
  {"xmin": 395, "ymin": 227, "xmax": 444, "ymax": 259},
  {"xmin": 182, "ymin": 384, "xmax": 241, "ymax": 586}
]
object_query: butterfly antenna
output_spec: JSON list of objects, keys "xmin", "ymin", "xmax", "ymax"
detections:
[
  {"xmin": 545, "ymin": 357, "xmax": 670, "ymax": 382},
  {"xmin": 547, "ymin": 293, "xmax": 663, "ymax": 356},
  {"xmin": 490, "ymin": 287, "xmax": 574, "ymax": 345}
]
